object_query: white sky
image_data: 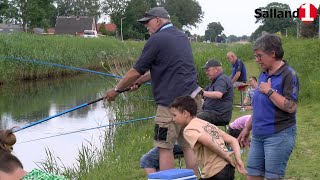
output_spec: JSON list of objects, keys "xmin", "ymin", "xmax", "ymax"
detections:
[{"xmin": 189, "ymin": 0, "xmax": 320, "ymax": 36}]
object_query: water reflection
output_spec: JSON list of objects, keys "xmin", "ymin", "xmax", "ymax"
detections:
[{"xmin": 0, "ymin": 74, "xmax": 116, "ymax": 171}]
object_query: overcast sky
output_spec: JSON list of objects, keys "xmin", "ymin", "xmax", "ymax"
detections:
[{"xmin": 189, "ymin": 0, "xmax": 320, "ymax": 36}]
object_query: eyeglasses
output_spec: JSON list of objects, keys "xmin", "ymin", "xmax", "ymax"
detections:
[{"xmin": 254, "ymin": 53, "xmax": 267, "ymax": 60}]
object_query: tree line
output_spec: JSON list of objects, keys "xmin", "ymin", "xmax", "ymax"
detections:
[
  {"xmin": 0, "ymin": 1, "xmax": 318, "ymax": 40},
  {"xmin": 0, "ymin": 0, "xmax": 203, "ymax": 39}
]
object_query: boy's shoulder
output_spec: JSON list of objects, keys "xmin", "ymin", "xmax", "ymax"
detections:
[{"xmin": 186, "ymin": 118, "xmax": 218, "ymax": 129}]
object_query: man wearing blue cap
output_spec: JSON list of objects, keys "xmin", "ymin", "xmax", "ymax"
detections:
[{"xmin": 105, "ymin": 7, "xmax": 202, "ymax": 173}]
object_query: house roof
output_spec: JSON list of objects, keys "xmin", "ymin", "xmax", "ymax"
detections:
[{"xmin": 55, "ymin": 16, "xmax": 96, "ymax": 35}]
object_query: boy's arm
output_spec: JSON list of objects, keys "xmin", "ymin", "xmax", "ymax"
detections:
[
  {"xmin": 197, "ymin": 133, "xmax": 234, "ymax": 166},
  {"xmin": 221, "ymin": 131, "xmax": 242, "ymax": 164},
  {"xmin": 221, "ymin": 131, "xmax": 247, "ymax": 175}
]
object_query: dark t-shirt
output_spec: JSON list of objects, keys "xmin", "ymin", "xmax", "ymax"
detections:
[
  {"xmin": 252, "ymin": 61, "xmax": 299, "ymax": 136},
  {"xmin": 202, "ymin": 73, "xmax": 234, "ymax": 121},
  {"xmin": 231, "ymin": 59, "xmax": 247, "ymax": 82},
  {"xmin": 133, "ymin": 24, "xmax": 198, "ymax": 106}
]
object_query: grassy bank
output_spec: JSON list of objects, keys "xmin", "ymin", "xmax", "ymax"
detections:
[
  {"xmin": 0, "ymin": 33, "xmax": 143, "ymax": 83},
  {"xmin": 23, "ymin": 37, "xmax": 320, "ymax": 179}
]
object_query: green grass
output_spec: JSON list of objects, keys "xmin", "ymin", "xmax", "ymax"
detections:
[
  {"xmin": 286, "ymin": 102, "xmax": 320, "ymax": 179},
  {"xmin": 33, "ymin": 37, "xmax": 320, "ymax": 179}
]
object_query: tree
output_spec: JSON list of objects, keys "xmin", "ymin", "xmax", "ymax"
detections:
[
  {"xmin": 101, "ymin": 0, "xmax": 128, "ymax": 16},
  {"xmin": 56, "ymin": 0, "xmax": 101, "ymax": 18},
  {"xmin": 204, "ymin": 22, "xmax": 224, "ymax": 42},
  {"xmin": 103, "ymin": 0, "xmax": 203, "ymax": 40},
  {"xmin": 5, "ymin": 0, "xmax": 57, "ymax": 31},
  {"xmin": 0, "ymin": 0, "xmax": 9, "ymax": 23},
  {"xmin": 240, "ymin": 35, "xmax": 249, "ymax": 41},
  {"xmin": 101, "ymin": 0, "xmax": 128, "ymax": 39},
  {"xmin": 121, "ymin": 0, "xmax": 153, "ymax": 39},
  {"xmin": 11, "ymin": 0, "xmax": 35, "ymax": 31},
  {"xmin": 160, "ymin": 0, "xmax": 203, "ymax": 29},
  {"xmin": 193, "ymin": 34, "xmax": 204, "ymax": 42},
  {"xmin": 185, "ymin": 30, "xmax": 191, "ymax": 37},
  {"xmin": 28, "ymin": 0, "xmax": 57, "ymax": 29},
  {"xmin": 251, "ymin": 2, "xmax": 295, "ymax": 40},
  {"xmin": 300, "ymin": 22, "xmax": 317, "ymax": 38},
  {"xmin": 228, "ymin": 35, "xmax": 239, "ymax": 43},
  {"xmin": 55, "ymin": 0, "xmax": 73, "ymax": 16}
]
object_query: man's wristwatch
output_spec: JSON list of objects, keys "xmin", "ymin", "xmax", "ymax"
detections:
[{"xmin": 266, "ymin": 88, "xmax": 275, "ymax": 98}]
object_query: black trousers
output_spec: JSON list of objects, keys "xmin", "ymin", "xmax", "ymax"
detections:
[
  {"xmin": 197, "ymin": 111, "xmax": 230, "ymax": 125},
  {"xmin": 199, "ymin": 164, "xmax": 235, "ymax": 180}
]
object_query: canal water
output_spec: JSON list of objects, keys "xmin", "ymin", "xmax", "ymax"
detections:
[{"xmin": 0, "ymin": 74, "xmax": 117, "ymax": 171}]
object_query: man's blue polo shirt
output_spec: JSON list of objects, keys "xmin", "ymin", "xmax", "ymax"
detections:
[
  {"xmin": 252, "ymin": 61, "xmax": 299, "ymax": 136},
  {"xmin": 231, "ymin": 59, "xmax": 247, "ymax": 82},
  {"xmin": 133, "ymin": 23, "xmax": 198, "ymax": 106}
]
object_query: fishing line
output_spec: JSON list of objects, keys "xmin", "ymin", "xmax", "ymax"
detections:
[{"xmin": 18, "ymin": 116, "xmax": 155, "ymax": 144}]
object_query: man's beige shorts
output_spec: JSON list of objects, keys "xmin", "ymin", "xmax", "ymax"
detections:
[{"xmin": 153, "ymin": 94, "xmax": 202, "ymax": 149}]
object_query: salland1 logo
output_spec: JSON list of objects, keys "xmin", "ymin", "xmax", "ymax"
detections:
[
  {"xmin": 298, "ymin": 3, "xmax": 318, "ymax": 23},
  {"xmin": 254, "ymin": 3, "xmax": 318, "ymax": 23}
]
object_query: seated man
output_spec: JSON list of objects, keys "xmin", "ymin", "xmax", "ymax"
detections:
[
  {"xmin": 197, "ymin": 60, "xmax": 234, "ymax": 125},
  {"xmin": 140, "ymin": 145, "xmax": 183, "ymax": 175},
  {"xmin": 242, "ymin": 76, "xmax": 258, "ymax": 111},
  {"xmin": 169, "ymin": 96, "xmax": 247, "ymax": 180}
]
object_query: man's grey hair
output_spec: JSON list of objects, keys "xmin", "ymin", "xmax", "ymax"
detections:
[{"xmin": 253, "ymin": 34, "xmax": 284, "ymax": 60}]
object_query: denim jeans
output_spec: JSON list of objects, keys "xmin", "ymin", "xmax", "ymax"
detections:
[
  {"xmin": 247, "ymin": 125, "xmax": 296, "ymax": 179},
  {"xmin": 140, "ymin": 145, "xmax": 183, "ymax": 170}
]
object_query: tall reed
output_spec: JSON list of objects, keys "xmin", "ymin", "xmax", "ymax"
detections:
[{"xmin": 0, "ymin": 33, "xmax": 143, "ymax": 83}]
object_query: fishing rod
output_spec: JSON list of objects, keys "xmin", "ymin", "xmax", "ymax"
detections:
[{"xmin": 13, "ymin": 87, "xmax": 131, "ymax": 133}]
